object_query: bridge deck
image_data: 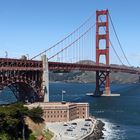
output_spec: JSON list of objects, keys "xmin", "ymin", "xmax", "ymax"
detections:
[
  {"xmin": 48, "ymin": 62, "xmax": 140, "ymax": 74},
  {"xmin": 0, "ymin": 58, "xmax": 139, "ymax": 74}
]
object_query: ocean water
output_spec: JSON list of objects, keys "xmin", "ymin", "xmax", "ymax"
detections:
[{"xmin": 0, "ymin": 83, "xmax": 140, "ymax": 140}]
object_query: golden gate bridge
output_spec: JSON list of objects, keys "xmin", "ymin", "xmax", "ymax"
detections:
[{"xmin": 0, "ymin": 9, "xmax": 139, "ymax": 102}]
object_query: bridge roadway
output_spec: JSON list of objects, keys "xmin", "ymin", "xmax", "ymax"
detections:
[
  {"xmin": 0, "ymin": 58, "xmax": 139, "ymax": 75},
  {"xmin": 49, "ymin": 62, "xmax": 140, "ymax": 74}
]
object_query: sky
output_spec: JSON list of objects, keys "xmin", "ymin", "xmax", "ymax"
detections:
[{"xmin": 0, "ymin": 0, "xmax": 140, "ymax": 66}]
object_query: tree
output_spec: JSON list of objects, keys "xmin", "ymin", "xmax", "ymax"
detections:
[{"xmin": 0, "ymin": 103, "xmax": 44, "ymax": 140}]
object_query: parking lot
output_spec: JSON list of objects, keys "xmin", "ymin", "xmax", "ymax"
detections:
[{"xmin": 46, "ymin": 118, "xmax": 95, "ymax": 140}]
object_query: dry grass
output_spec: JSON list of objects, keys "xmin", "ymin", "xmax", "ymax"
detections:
[
  {"xmin": 44, "ymin": 130, "xmax": 54, "ymax": 140},
  {"xmin": 25, "ymin": 117, "xmax": 45, "ymax": 136},
  {"xmin": 25, "ymin": 117, "xmax": 54, "ymax": 140}
]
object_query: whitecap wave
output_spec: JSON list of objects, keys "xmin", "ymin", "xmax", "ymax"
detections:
[{"xmin": 99, "ymin": 118, "xmax": 126, "ymax": 140}]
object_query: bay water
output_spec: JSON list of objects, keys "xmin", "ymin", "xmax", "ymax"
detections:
[{"xmin": 0, "ymin": 83, "xmax": 140, "ymax": 139}]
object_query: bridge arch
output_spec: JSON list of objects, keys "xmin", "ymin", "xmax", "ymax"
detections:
[{"xmin": 0, "ymin": 76, "xmax": 42, "ymax": 103}]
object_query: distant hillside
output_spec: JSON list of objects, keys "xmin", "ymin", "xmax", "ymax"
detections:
[{"xmin": 49, "ymin": 60, "xmax": 139, "ymax": 84}]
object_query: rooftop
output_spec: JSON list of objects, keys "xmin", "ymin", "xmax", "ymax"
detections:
[{"xmin": 26, "ymin": 102, "xmax": 89, "ymax": 108}]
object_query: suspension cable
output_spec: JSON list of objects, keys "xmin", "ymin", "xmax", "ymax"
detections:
[
  {"xmin": 109, "ymin": 39, "xmax": 124, "ymax": 65},
  {"xmin": 48, "ymin": 23, "xmax": 96, "ymax": 60},
  {"xmin": 99, "ymin": 17, "xmax": 124, "ymax": 65},
  {"xmin": 31, "ymin": 12, "xmax": 95, "ymax": 60},
  {"xmin": 109, "ymin": 12, "xmax": 131, "ymax": 66}
]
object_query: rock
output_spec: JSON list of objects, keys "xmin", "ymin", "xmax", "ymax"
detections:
[
  {"xmin": 116, "ymin": 125, "xmax": 120, "ymax": 128},
  {"xmin": 83, "ymin": 119, "xmax": 105, "ymax": 140}
]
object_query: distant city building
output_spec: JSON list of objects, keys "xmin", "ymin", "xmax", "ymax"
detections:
[{"xmin": 27, "ymin": 102, "xmax": 89, "ymax": 122}]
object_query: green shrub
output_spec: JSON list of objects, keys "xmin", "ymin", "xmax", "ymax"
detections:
[{"xmin": 29, "ymin": 133, "xmax": 36, "ymax": 140}]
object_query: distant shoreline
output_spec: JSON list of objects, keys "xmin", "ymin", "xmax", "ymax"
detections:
[{"xmin": 49, "ymin": 81, "xmax": 138, "ymax": 84}]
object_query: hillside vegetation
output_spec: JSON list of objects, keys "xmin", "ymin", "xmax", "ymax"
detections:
[
  {"xmin": 49, "ymin": 60, "xmax": 139, "ymax": 84},
  {"xmin": 0, "ymin": 103, "xmax": 44, "ymax": 140}
]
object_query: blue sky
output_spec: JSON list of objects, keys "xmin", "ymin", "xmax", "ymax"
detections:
[{"xmin": 0, "ymin": 0, "xmax": 140, "ymax": 66}]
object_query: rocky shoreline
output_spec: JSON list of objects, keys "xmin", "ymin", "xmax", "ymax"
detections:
[{"xmin": 83, "ymin": 119, "xmax": 105, "ymax": 140}]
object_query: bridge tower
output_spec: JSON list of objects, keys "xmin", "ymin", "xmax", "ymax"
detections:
[{"xmin": 95, "ymin": 9, "xmax": 111, "ymax": 96}]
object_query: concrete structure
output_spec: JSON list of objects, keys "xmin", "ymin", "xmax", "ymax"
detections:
[
  {"xmin": 42, "ymin": 55, "xmax": 49, "ymax": 102},
  {"xmin": 27, "ymin": 102, "xmax": 89, "ymax": 122}
]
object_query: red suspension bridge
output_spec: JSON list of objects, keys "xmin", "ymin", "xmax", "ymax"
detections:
[{"xmin": 0, "ymin": 9, "xmax": 139, "ymax": 102}]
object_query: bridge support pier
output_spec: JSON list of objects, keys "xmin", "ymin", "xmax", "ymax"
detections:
[
  {"xmin": 94, "ymin": 70, "xmax": 111, "ymax": 96},
  {"xmin": 42, "ymin": 55, "xmax": 49, "ymax": 102}
]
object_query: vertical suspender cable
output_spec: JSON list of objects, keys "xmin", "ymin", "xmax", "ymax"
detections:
[
  {"xmin": 109, "ymin": 13, "xmax": 131, "ymax": 66},
  {"xmin": 99, "ymin": 17, "xmax": 124, "ymax": 65}
]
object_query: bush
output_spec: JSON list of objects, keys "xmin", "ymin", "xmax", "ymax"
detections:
[{"xmin": 29, "ymin": 134, "xmax": 36, "ymax": 140}]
